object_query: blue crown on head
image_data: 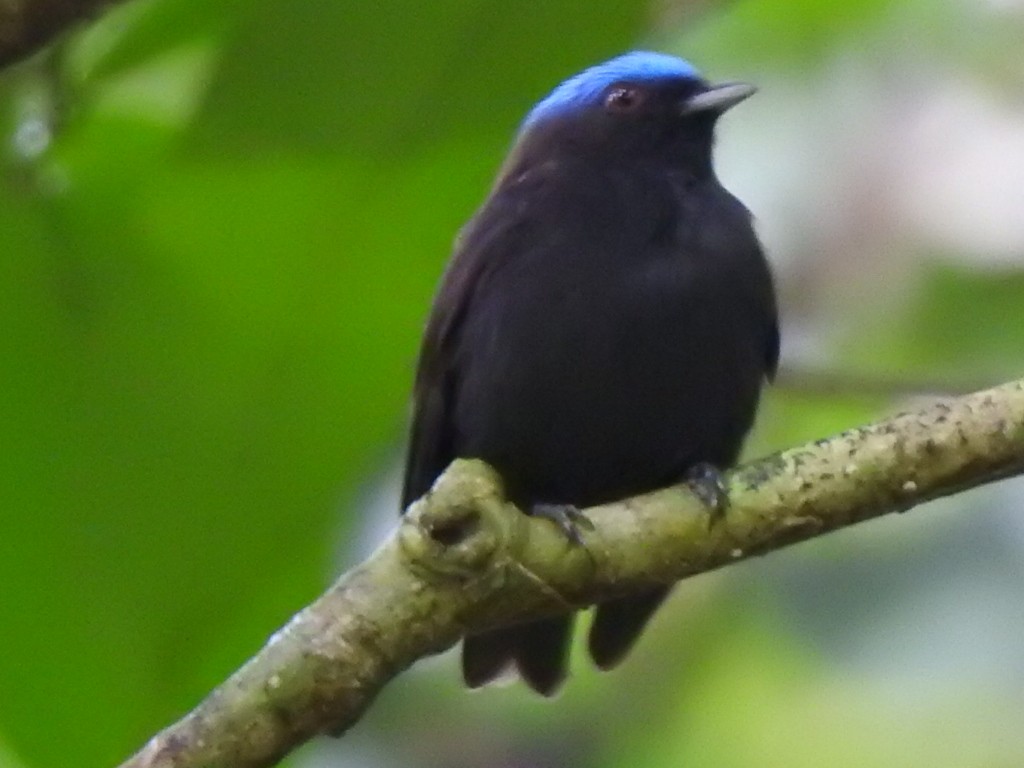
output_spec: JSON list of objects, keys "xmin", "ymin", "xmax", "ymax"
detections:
[{"xmin": 522, "ymin": 51, "xmax": 701, "ymax": 130}]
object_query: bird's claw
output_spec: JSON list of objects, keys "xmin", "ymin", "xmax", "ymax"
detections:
[
  {"xmin": 685, "ymin": 462, "xmax": 729, "ymax": 525},
  {"xmin": 531, "ymin": 503, "xmax": 593, "ymax": 545}
]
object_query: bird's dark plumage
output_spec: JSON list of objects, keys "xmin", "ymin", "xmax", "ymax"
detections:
[{"xmin": 402, "ymin": 51, "xmax": 778, "ymax": 695}]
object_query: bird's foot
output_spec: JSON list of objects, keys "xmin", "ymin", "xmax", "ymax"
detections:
[
  {"xmin": 684, "ymin": 462, "xmax": 729, "ymax": 525},
  {"xmin": 530, "ymin": 503, "xmax": 594, "ymax": 545}
]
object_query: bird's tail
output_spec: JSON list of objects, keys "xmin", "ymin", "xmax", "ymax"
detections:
[
  {"xmin": 462, "ymin": 588, "xmax": 670, "ymax": 693},
  {"xmin": 588, "ymin": 586, "xmax": 671, "ymax": 669},
  {"xmin": 462, "ymin": 615, "xmax": 574, "ymax": 696}
]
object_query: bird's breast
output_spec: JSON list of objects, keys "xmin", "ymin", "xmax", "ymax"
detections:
[{"xmin": 453, "ymin": 237, "xmax": 765, "ymax": 507}]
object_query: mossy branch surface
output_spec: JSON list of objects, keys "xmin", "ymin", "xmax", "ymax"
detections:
[{"xmin": 119, "ymin": 378, "xmax": 1024, "ymax": 768}]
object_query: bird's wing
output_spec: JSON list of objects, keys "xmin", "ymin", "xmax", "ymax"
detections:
[
  {"xmin": 765, "ymin": 319, "xmax": 780, "ymax": 379},
  {"xmin": 758, "ymin": 251, "xmax": 780, "ymax": 379},
  {"xmin": 758, "ymin": 242, "xmax": 780, "ymax": 379},
  {"xmin": 736, "ymin": 208, "xmax": 780, "ymax": 381},
  {"xmin": 400, "ymin": 176, "xmax": 541, "ymax": 511},
  {"xmin": 400, "ymin": 242, "xmax": 479, "ymax": 510}
]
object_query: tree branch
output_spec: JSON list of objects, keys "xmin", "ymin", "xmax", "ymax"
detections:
[
  {"xmin": 119, "ymin": 378, "xmax": 1024, "ymax": 768},
  {"xmin": 0, "ymin": 0, "xmax": 123, "ymax": 68}
]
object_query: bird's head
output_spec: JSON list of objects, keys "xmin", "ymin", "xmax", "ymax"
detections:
[{"xmin": 511, "ymin": 51, "xmax": 754, "ymax": 176}]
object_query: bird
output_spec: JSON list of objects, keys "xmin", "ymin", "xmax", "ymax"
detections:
[{"xmin": 401, "ymin": 51, "xmax": 779, "ymax": 695}]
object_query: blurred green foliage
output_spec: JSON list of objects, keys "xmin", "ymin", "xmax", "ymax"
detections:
[
  {"xmin": 0, "ymin": 3, "xmax": 651, "ymax": 765},
  {"xmin": 2, "ymin": 2, "xmax": 1023, "ymax": 768}
]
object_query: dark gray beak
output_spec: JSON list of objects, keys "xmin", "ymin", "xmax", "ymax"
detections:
[{"xmin": 681, "ymin": 82, "xmax": 757, "ymax": 115}]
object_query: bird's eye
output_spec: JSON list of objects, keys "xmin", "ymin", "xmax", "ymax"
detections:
[{"xmin": 604, "ymin": 86, "xmax": 645, "ymax": 113}]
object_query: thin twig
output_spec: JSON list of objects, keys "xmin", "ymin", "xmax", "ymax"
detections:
[{"xmin": 774, "ymin": 363, "xmax": 998, "ymax": 399}]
